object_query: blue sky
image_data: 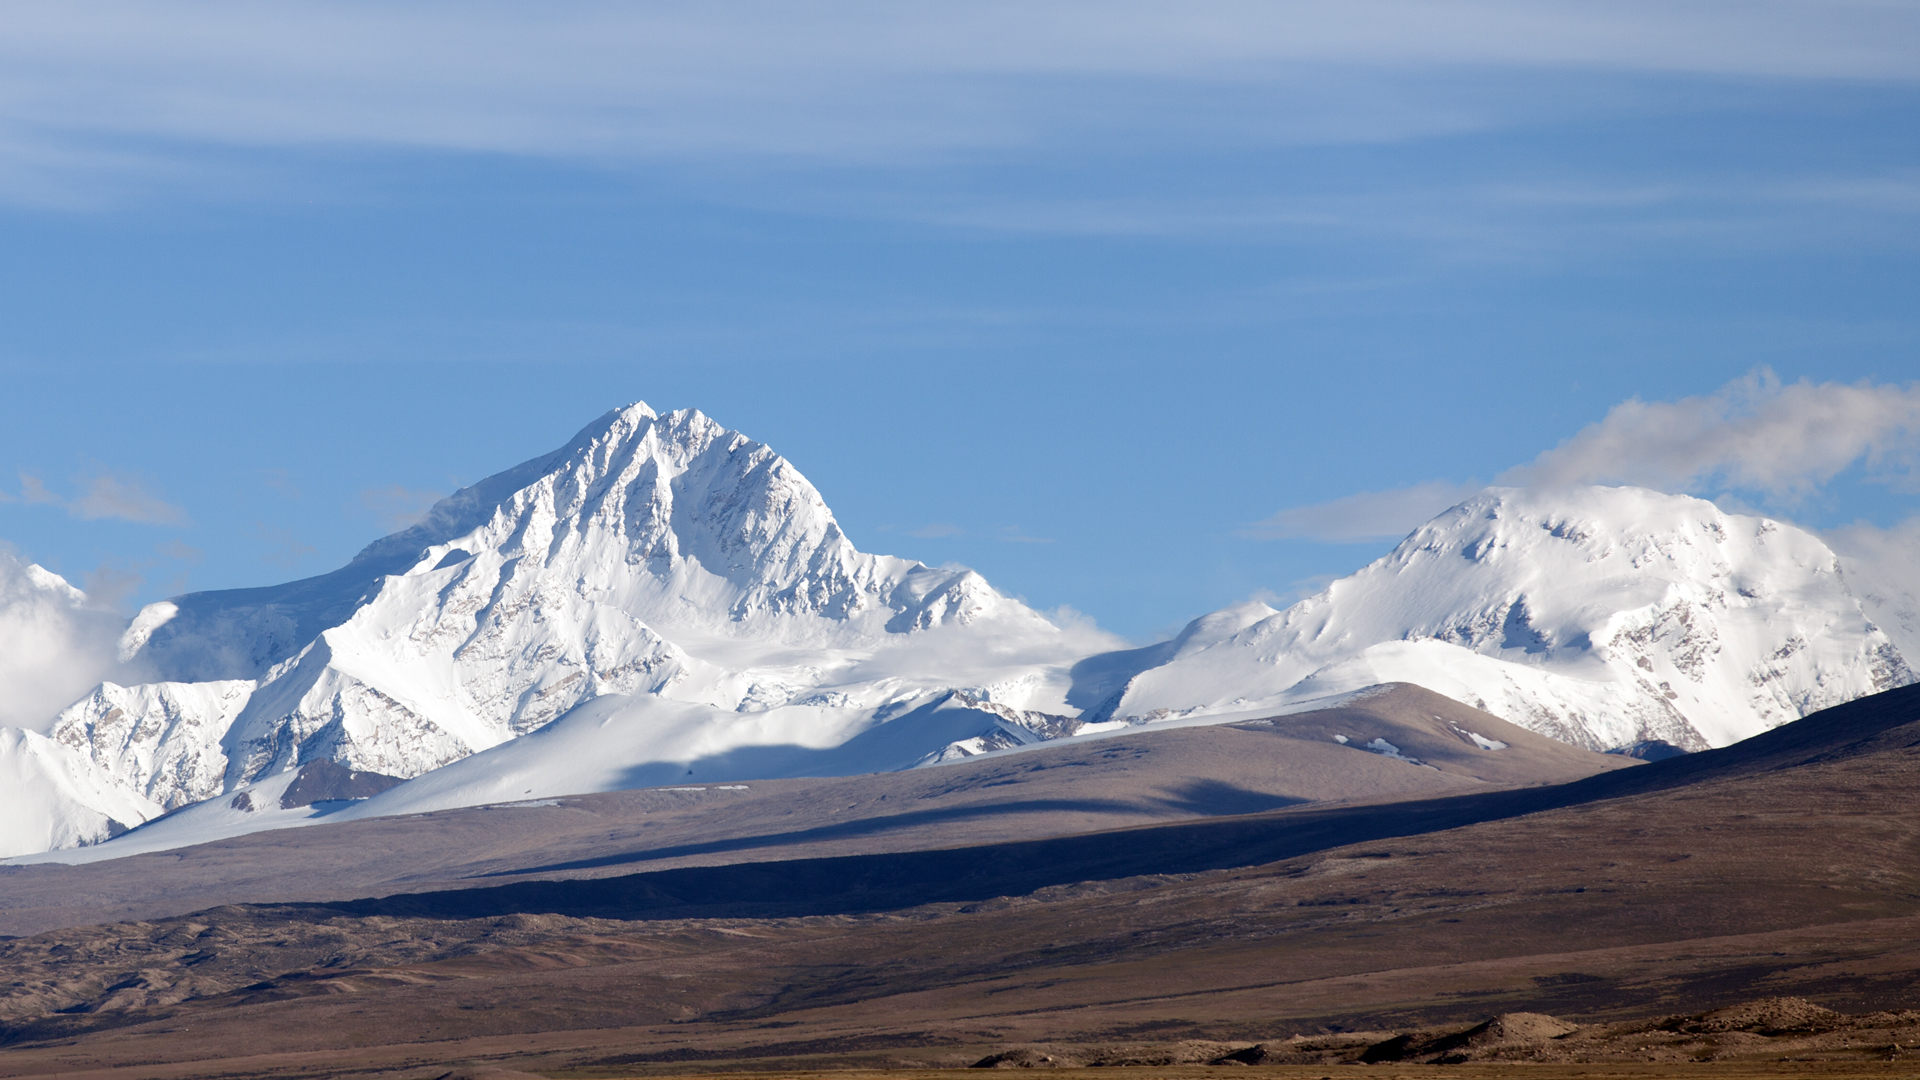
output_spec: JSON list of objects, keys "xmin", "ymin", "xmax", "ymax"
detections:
[{"xmin": 1, "ymin": 2, "xmax": 1917, "ymax": 639}]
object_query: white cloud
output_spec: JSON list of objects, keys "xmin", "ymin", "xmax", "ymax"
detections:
[
  {"xmin": 18, "ymin": 475, "xmax": 61, "ymax": 507},
  {"xmin": 1247, "ymin": 372, "xmax": 1920, "ymax": 547},
  {"xmin": 0, "ymin": 552, "xmax": 130, "ymax": 731},
  {"xmin": 906, "ymin": 522, "xmax": 964, "ymax": 539},
  {"xmin": 1241, "ymin": 480, "xmax": 1484, "ymax": 542},
  {"xmin": 1826, "ymin": 516, "xmax": 1920, "ymax": 662},
  {"xmin": 69, "ymin": 474, "xmax": 189, "ymax": 524},
  {"xmin": 0, "ymin": 1, "xmax": 1917, "ymax": 200},
  {"xmin": 1501, "ymin": 370, "xmax": 1920, "ymax": 497}
]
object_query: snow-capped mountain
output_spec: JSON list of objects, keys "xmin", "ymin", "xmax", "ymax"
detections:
[
  {"xmin": 1083, "ymin": 486, "xmax": 1912, "ymax": 750},
  {"xmin": 6, "ymin": 409, "xmax": 1914, "ymax": 861},
  {"xmin": 4, "ymin": 404, "xmax": 1107, "ymax": 856},
  {"xmin": 0, "ymin": 558, "xmax": 164, "ymax": 851}
]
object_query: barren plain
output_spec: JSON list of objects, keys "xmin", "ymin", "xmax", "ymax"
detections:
[{"xmin": 0, "ymin": 684, "xmax": 1916, "ymax": 1079}]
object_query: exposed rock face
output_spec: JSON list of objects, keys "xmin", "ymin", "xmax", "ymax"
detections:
[
  {"xmin": 49, "ymin": 681, "xmax": 253, "ymax": 811},
  {"xmin": 276, "ymin": 759, "xmax": 404, "ymax": 809}
]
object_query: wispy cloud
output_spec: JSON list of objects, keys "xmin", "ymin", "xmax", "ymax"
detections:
[
  {"xmin": 18, "ymin": 475, "xmax": 60, "ymax": 507},
  {"xmin": 1, "ymin": 2, "xmax": 1917, "ymax": 203},
  {"xmin": 1249, "ymin": 371, "xmax": 1920, "ymax": 545},
  {"xmin": 998, "ymin": 526, "xmax": 1054, "ymax": 544},
  {"xmin": 79, "ymin": 562, "xmax": 143, "ymax": 611},
  {"xmin": 1826, "ymin": 515, "xmax": 1920, "ymax": 658},
  {"xmin": 157, "ymin": 539, "xmax": 203, "ymax": 563},
  {"xmin": 1501, "ymin": 370, "xmax": 1920, "ymax": 498},
  {"xmin": 254, "ymin": 524, "xmax": 317, "ymax": 569},
  {"xmin": 762, "ymin": 164, "xmax": 1920, "ymax": 258},
  {"xmin": 1828, "ymin": 516, "xmax": 1920, "ymax": 587},
  {"xmin": 358, "ymin": 485, "xmax": 446, "ymax": 531},
  {"xmin": 69, "ymin": 473, "xmax": 190, "ymax": 524},
  {"xmin": 906, "ymin": 522, "xmax": 964, "ymax": 539},
  {"xmin": 1241, "ymin": 480, "xmax": 1485, "ymax": 543},
  {"xmin": 11, "ymin": 471, "xmax": 188, "ymax": 525}
]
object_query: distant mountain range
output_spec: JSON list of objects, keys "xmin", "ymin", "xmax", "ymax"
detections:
[{"xmin": 1, "ymin": 403, "xmax": 1912, "ymax": 858}]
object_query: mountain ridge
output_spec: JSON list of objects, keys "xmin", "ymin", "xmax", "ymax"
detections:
[
  {"xmin": 5, "ymin": 404, "xmax": 1099, "ymax": 856},
  {"xmin": 2, "ymin": 407, "xmax": 1913, "ymax": 859}
]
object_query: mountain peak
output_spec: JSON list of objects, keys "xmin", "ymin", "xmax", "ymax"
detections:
[
  {"xmin": 17, "ymin": 436, "xmax": 1909, "ymax": 862},
  {"xmin": 135, "ymin": 403, "xmax": 1002, "ymax": 684},
  {"xmin": 1101, "ymin": 484, "xmax": 1911, "ymax": 750},
  {"xmin": 388, "ymin": 400, "xmax": 994, "ymax": 632},
  {"xmin": 31, "ymin": 404, "xmax": 1071, "ymax": 838}
]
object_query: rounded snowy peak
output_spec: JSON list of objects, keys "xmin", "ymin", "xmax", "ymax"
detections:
[
  {"xmin": 1287, "ymin": 484, "xmax": 1857, "ymax": 665},
  {"xmin": 1412, "ymin": 484, "xmax": 1798, "ymax": 556},
  {"xmin": 1112, "ymin": 483, "xmax": 1909, "ymax": 750},
  {"xmin": 1367, "ymin": 484, "xmax": 1838, "ymax": 625}
]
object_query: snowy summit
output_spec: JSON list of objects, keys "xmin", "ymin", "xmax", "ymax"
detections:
[
  {"xmin": 4, "ymin": 404, "xmax": 1105, "ymax": 857},
  {"xmin": 0, "ymin": 406, "xmax": 1911, "ymax": 860},
  {"xmin": 1093, "ymin": 486, "xmax": 1913, "ymax": 750}
]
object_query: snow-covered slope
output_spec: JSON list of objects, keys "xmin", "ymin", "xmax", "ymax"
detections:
[
  {"xmin": 1832, "ymin": 520, "xmax": 1920, "ymax": 665},
  {"xmin": 12, "ymin": 415, "xmax": 1915, "ymax": 862},
  {"xmin": 19, "ymin": 404, "xmax": 1108, "ymax": 854},
  {"xmin": 1089, "ymin": 487, "xmax": 1913, "ymax": 750},
  {"xmin": 48, "ymin": 680, "xmax": 254, "ymax": 811},
  {"xmin": 0, "ymin": 561, "xmax": 163, "ymax": 858},
  {"xmin": 0, "ymin": 728, "xmax": 162, "ymax": 858}
]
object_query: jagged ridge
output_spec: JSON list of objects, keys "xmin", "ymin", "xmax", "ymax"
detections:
[{"xmin": 18, "ymin": 404, "xmax": 1079, "ymax": 853}]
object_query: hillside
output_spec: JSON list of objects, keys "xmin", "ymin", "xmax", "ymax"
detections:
[
  {"xmin": 0, "ymin": 684, "xmax": 1914, "ymax": 1077},
  {"xmin": 0, "ymin": 683, "xmax": 1633, "ymax": 932}
]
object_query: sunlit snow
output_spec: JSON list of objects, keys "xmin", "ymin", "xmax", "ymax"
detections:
[{"xmin": 4, "ymin": 414, "xmax": 1914, "ymax": 861}]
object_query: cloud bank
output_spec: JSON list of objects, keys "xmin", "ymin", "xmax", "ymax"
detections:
[
  {"xmin": 1502, "ymin": 372, "xmax": 1920, "ymax": 497},
  {"xmin": 0, "ymin": 553, "xmax": 129, "ymax": 732}
]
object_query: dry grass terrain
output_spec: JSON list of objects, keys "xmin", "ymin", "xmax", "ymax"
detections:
[
  {"xmin": 0, "ymin": 685, "xmax": 1626, "ymax": 935},
  {"xmin": 0, "ymin": 685, "xmax": 1915, "ymax": 1079}
]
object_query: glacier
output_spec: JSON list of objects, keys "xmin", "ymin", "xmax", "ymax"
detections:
[{"xmin": 3, "ymin": 408, "xmax": 1913, "ymax": 860}]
